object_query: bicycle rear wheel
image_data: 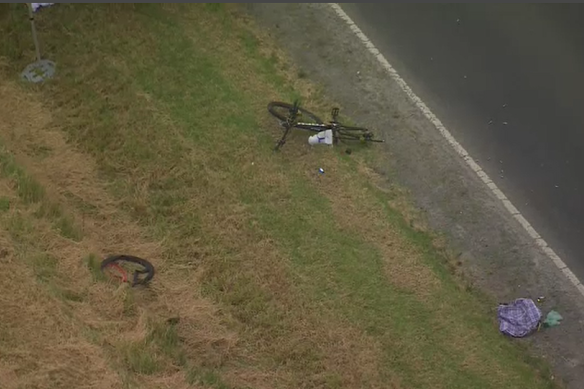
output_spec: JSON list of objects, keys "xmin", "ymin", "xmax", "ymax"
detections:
[
  {"xmin": 267, "ymin": 101, "xmax": 323, "ymax": 124},
  {"xmin": 337, "ymin": 127, "xmax": 383, "ymax": 142}
]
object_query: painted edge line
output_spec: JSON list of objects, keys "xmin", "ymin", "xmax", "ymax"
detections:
[{"xmin": 328, "ymin": 3, "xmax": 584, "ymax": 297}]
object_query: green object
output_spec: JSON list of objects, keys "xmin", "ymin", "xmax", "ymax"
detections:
[{"xmin": 543, "ymin": 310, "xmax": 563, "ymax": 328}]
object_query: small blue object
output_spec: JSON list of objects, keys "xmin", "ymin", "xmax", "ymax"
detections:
[{"xmin": 318, "ymin": 168, "xmax": 325, "ymax": 174}]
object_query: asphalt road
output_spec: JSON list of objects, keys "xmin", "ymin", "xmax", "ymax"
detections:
[{"xmin": 341, "ymin": 4, "xmax": 584, "ymax": 281}]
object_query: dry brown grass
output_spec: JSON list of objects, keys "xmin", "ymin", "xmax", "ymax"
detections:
[
  {"xmin": 0, "ymin": 189, "xmax": 120, "ymax": 389},
  {"xmin": 0, "ymin": 73, "xmax": 385, "ymax": 389},
  {"xmin": 0, "ymin": 81, "xmax": 236, "ymax": 388}
]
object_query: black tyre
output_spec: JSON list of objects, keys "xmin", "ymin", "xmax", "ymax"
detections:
[
  {"xmin": 267, "ymin": 101, "xmax": 324, "ymax": 124},
  {"xmin": 100, "ymin": 254, "xmax": 155, "ymax": 286},
  {"xmin": 337, "ymin": 127, "xmax": 383, "ymax": 142}
]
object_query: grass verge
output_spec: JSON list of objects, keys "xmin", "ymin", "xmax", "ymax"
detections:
[{"xmin": 0, "ymin": 3, "xmax": 558, "ymax": 389}]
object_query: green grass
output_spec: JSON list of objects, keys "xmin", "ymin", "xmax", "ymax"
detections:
[
  {"xmin": 0, "ymin": 148, "xmax": 82, "ymax": 241},
  {"xmin": 120, "ymin": 341, "xmax": 160, "ymax": 375},
  {"xmin": 119, "ymin": 320, "xmax": 187, "ymax": 377},
  {"xmin": 0, "ymin": 149, "xmax": 45, "ymax": 204},
  {"xmin": 36, "ymin": 201, "xmax": 83, "ymax": 241},
  {"xmin": 0, "ymin": 3, "xmax": 559, "ymax": 389},
  {"xmin": 187, "ymin": 368, "xmax": 233, "ymax": 389},
  {"xmin": 30, "ymin": 252, "xmax": 58, "ymax": 283},
  {"xmin": 147, "ymin": 321, "xmax": 186, "ymax": 366},
  {"xmin": 84, "ymin": 253, "xmax": 106, "ymax": 282},
  {"xmin": 0, "ymin": 197, "xmax": 10, "ymax": 212},
  {"xmin": 1, "ymin": 210, "xmax": 84, "ymax": 301}
]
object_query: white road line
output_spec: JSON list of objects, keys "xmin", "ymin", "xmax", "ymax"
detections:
[{"xmin": 328, "ymin": 3, "xmax": 584, "ymax": 297}]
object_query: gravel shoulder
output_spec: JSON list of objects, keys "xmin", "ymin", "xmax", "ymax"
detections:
[{"xmin": 247, "ymin": 3, "xmax": 584, "ymax": 387}]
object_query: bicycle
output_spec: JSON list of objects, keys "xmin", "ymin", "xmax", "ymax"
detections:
[{"xmin": 267, "ymin": 100, "xmax": 384, "ymax": 151}]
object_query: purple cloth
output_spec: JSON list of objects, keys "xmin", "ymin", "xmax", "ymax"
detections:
[{"xmin": 497, "ymin": 298, "xmax": 542, "ymax": 337}]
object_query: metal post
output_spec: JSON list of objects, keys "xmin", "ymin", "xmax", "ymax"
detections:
[
  {"xmin": 27, "ymin": 3, "xmax": 42, "ymax": 62},
  {"xmin": 20, "ymin": 3, "xmax": 57, "ymax": 82}
]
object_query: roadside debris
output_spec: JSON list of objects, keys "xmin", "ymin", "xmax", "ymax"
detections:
[
  {"xmin": 498, "ymin": 298, "xmax": 564, "ymax": 337},
  {"xmin": 308, "ymin": 130, "xmax": 333, "ymax": 146},
  {"xmin": 100, "ymin": 254, "xmax": 155, "ymax": 287},
  {"xmin": 497, "ymin": 298, "xmax": 541, "ymax": 338},
  {"xmin": 544, "ymin": 310, "xmax": 563, "ymax": 328},
  {"xmin": 31, "ymin": 3, "xmax": 54, "ymax": 12}
]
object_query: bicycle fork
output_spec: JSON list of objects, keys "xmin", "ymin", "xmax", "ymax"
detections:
[
  {"xmin": 274, "ymin": 101, "xmax": 301, "ymax": 151},
  {"xmin": 275, "ymin": 123, "xmax": 293, "ymax": 151}
]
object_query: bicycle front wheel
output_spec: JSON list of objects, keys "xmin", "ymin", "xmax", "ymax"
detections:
[
  {"xmin": 101, "ymin": 255, "xmax": 155, "ymax": 286},
  {"xmin": 267, "ymin": 101, "xmax": 324, "ymax": 124}
]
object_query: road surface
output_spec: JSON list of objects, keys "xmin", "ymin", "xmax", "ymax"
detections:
[{"xmin": 341, "ymin": 4, "xmax": 584, "ymax": 282}]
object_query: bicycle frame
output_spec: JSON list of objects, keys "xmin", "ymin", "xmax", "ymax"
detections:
[
  {"xmin": 275, "ymin": 104, "xmax": 341, "ymax": 150},
  {"xmin": 276, "ymin": 122, "xmax": 336, "ymax": 150}
]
